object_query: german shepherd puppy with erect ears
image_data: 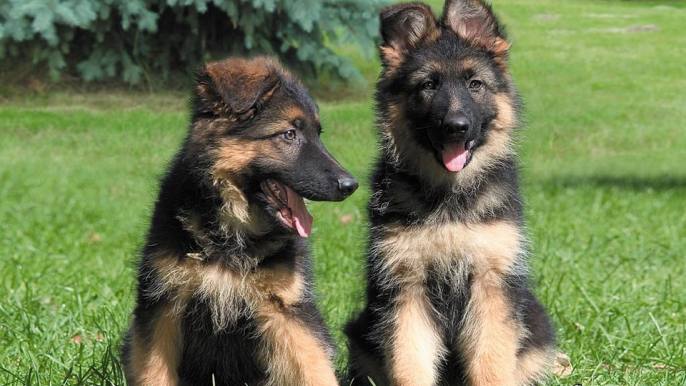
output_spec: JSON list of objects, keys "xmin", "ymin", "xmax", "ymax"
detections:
[
  {"xmin": 345, "ymin": 0, "xmax": 556, "ymax": 385},
  {"xmin": 121, "ymin": 56, "xmax": 358, "ymax": 386}
]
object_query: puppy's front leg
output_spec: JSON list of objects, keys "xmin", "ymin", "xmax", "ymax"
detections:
[
  {"xmin": 124, "ymin": 306, "xmax": 182, "ymax": 386},
  {"xmin": 255, "ymin": 301, "xmax": 338, "ymax": 386},
  {"xmin": 385, "ymin": 286, "xmax": 445, "ymax": 386},
  {"xmin": 457, "ymin": 272, "xmax": 520, "ymax": 386}
]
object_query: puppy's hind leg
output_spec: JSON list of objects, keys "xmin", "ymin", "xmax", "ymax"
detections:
[
  {"xmin": 345, "ymin": 309, "xmax": 389, "ymax": 386},
  {"xmin": 515, "ymin": 290, "xmax": 556, "ymax": 385}
]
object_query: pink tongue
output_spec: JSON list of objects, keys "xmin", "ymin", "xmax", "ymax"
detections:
[
  {"xmin": 442, "ymin": 142, "xmax": 468, "ymax": 172},
  {"xmin": 286, "ymin": 187, "xmax": 313, "ymax": 238}
]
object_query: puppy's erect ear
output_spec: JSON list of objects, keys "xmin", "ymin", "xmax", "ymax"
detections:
[
  {"xmin": 195, "ymin": 57, "xmax": 281, "ymax": 119},
  {"xmin": 379, "ymin": 3, "xmax": 440, "ymax": 71},
  {"xmin": 442, "ymin": 0, "xmax": 510, "ymax": 57}
]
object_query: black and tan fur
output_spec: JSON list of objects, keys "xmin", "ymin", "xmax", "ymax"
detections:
[
  {"xmin": 345, "ymin": 1, "xmax": 556, "ymax": 385},
  {"xmin": 121, "ymin": 56, "xmax": 358, "ymax": 386}
]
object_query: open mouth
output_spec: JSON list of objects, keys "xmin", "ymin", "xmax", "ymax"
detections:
[
  {"xmin": 260, "ymin": 179, "xmax": 313, "ymax": 238},
  {"xmin": 439, "ymin": 140, "xmax": 475, "ymax": 172}
]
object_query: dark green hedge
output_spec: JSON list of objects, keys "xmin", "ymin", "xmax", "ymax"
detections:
[{"xmin": 0, "ymin": 0, "xmax": 386, "ymax": 85}]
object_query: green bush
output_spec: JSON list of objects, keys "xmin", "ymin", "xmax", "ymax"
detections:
[{"xmin": 0, "ymin": 0, "xmax": 386, "ymax": 85}]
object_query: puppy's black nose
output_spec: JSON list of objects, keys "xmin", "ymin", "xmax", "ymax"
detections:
[
  {"xmin": 443, "ymin": 114, "xmax": 470, "ymax": 135},
  {"xmin": 337, "ymin": 177, "xmax": 359, "ymax": 197}
]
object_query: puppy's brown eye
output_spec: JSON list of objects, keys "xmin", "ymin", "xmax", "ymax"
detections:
[
  {"xmin": 423, "ymin": 80, "xmax": 436, "ymax": 90},
  {"xmin": 469, "ymin": 80, "xmax": 483, "ymax": 90},
  {"xmin": 283, "ymin": 130, "xmax": 297, "ymax": 141}
]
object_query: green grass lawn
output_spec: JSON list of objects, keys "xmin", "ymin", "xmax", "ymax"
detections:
[{"xmin": 1, "ymin": 0, "xmax": 685, "ymax": 385}]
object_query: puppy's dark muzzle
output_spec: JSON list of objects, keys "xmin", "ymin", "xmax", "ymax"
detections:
[
  {"xmin": 334, "ymin": 175, "xmax": 359, "ymax": 201},
  {"xmin": 302, "ymin": 171, "xmax": 358, "ymax": 202},
  {"xmin": 295, "ymin": 140, "xmax": 358, "ymax": 202},
  {"xmin": 443, "ymin": 114, "xmax": 470, "ymax": 136},
  {"xmin": 441, "ymin": 112, "xmax": 476, "ymax": 142}
]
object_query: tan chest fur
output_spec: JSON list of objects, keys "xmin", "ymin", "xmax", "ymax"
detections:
[
  {"xmin": 372, "ymin": 219, "xmax": 526, "ymax": 287},
  {"xmin": 149, "ymin": 252, "xmax": 305, "ymax": 331}
]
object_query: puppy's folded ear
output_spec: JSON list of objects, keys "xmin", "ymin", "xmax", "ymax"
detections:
[
  {"xmin": 195, "ymin": 57, "xmax": 281, "ymax": 119},
  {"xmin": 442, "ymin": 0, "xmax": 510, "ymax": 58},
  {"xmin": 379, "ymin": 3, "xmax": 439, "ymax": 72}
]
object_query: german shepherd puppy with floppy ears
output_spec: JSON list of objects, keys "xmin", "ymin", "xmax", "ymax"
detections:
[
  {"xmin": 121, "ymin": 56, "xmax": 358, "ymax": 386},
  {"xmin": 345, "ymin": 1, "xmax": 556, "ymax": 385}
]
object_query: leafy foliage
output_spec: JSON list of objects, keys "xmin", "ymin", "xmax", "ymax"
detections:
[{"xmin": 0, "ymin": 0, "xmax": 386, "ymax": 85}]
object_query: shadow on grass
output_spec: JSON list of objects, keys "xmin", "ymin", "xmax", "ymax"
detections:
[{"xmin": 532, "ymin": 175, "xmax": 686, "ymax": 192}]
